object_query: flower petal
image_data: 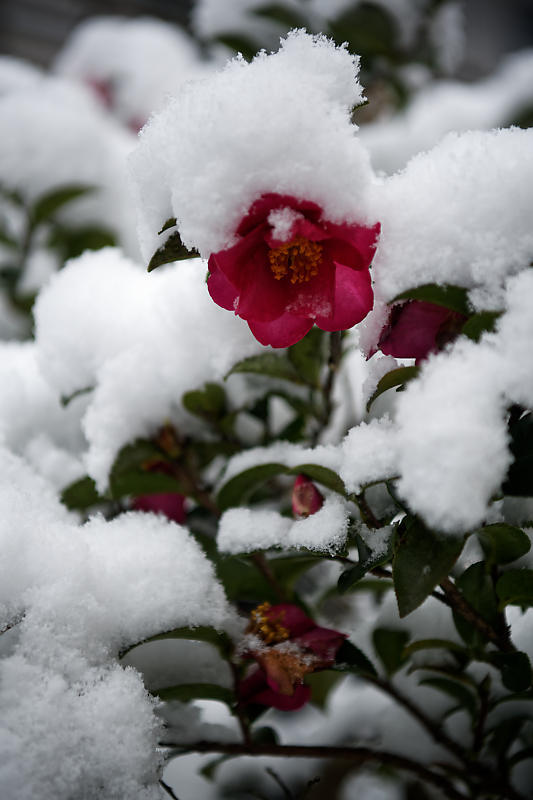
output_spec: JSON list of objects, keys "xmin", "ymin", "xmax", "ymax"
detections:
[
  {"xmin": 266, "ymin": 604, "xmax": 315, "ymax": 636},
  {"xmin": 378, "ymin": 301, "xmax": 466, "ymax": 361},
  {"xmin": 325, "ymin": 221, "xmax": 381, "ymax": 269},
  {"xmin": 238, "ymin": 194, "xmax": 321, "ymax": 237},
  {"xmin": 295, "ymin": 628, "xmax": 347, "ymax": 665},
  {"xmin": 207, "ymin": 259, "xmax": 239, "ymax": 310},
  {"xmin": 132, "ymin": 493, "xmax": 186, "ymax": 524},
  {"xmin": 211, "ymin": 224, "xmax": 266, "ymax": 287},
  {"xmin": 238, "ymin": 667, "xmax": 311, "ymax": 710},
  {"xmin": 315, "ymin": 261, "xmax": 373, "ymax": 332},
  {"xmin": 236, "ymin": 251, "xmax": 290, "ymax": 322},
  {"xmin": 247, "ymin": 313, "xmax": 314, "ymax": 348}
]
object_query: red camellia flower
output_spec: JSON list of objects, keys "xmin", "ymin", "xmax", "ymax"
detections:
[
  {"xmin": 291, "ymin": 475, "xmax": 324, "ymax": 518},
  {"xmin": 207, "ymin": 194, "xmax": 380, "ymax": 348},
  {"xmin": 377, "ymin": 300, "xmax": 467, "ymax": 363},
  {"xmin": 131, "ymin": 492, "xmax": 186, "ymax": 524},
  {"xmin": 238, "ymin": 602, "xmax": 346, "ymax": 711}
]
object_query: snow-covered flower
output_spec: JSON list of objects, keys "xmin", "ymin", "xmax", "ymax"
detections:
[
  {"xmin": 238, "ymin": 602, "xmax": 346, "ymax": 710},
  {"xmin": 208, "ymin": 193, "xmax": 380, "ymax": 347}
]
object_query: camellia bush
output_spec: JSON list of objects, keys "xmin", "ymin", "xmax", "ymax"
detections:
[{"xmin": 1, "ymin": 5, "xmax": 533, "ymax": 800}]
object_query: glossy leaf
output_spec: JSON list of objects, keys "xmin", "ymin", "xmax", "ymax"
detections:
[
  {"xmin": 393, "ymin": 518, "xmax": 464, "ymax": 617},
  {"xmin": 31, "ymin": 184, "xmax": 96, "ymax": 225},
  {"xmin": 182, "ymin": 382, "xmax": 226, "ymax": 420},
  {"xmin": 453, "ymin": 561, "xmax": 499, "ymax": 645},
  {"xmin": 226, "ymin": 352, "xmax": 306, "ymax": 384},
  {"xmin": 333, "ymin": 639, "xmax": 377, "ymax": 677},
  {"xmin": 121, "ymin": 625, "xmax": 232, "ymax": 660},
  {"xmin": 372, "ymin": 627, "xmax": 409, "ymax": 675},
  {"xmin": 393, "ymin": 283, "xmax": 471, "ymax": 316},
  {"xmin": 158, "ymin": 217, "xmax": 177, "ymax": 235},
  {"xmin": 461, "ymin": 311, "xmax": 501, "ymax": 342},
  {"xmin": 61, "ymin": 476, "xmax": 102, "ymax": 511},
  {"xmin": 287, "ymin": 327, "xmax": 325, "ymax": 387},
  {"xmin": 152, "ymin": 682, "xmax": 234, "ymax": 705},
  {"xmin": 489, "ymin": 651, "xmax": 532, "ymax": 692},
  {"xmin": 109, "ymin": 440, "xmax": 183, "ymax": 500},
  {"xmin": 476, "ymin": 523, "xmax": 530, "ymax": 565},
  {"xmin": 366, "ymin": 365, "xmax": 420, "ymax": 412},
  {"xmin": 148, "ymin": 229, "xmax": 199, "ymax": 272},
  {"xmin": 215, "ymin": 34, "xmax": 258, "ymax": 61},
  {"xmin": 496, "ymin": 569, "xmax": 533, "ymax": 608},
  {"xmin": 419, "ymin": 677, "xmax": 477, "ymax": 718},
  {"xmin": 338, "ymin": 532, "xmax": 393, "ymax": 594},
  {"xmin": 403, "ymin": 638, "xmax": 468, "ymax": 658}
]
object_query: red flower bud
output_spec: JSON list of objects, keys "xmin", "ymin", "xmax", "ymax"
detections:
[
  {"xmin": 291, "ymin": 475, "xmax": 324, "ymax": 518},
  {"xmin": 377, "ymin": 300, "xmax": 467, "ymax": 363},
  {"xmin": 131, "ymin": 492, "xmax": 186, "ymax": 524}
]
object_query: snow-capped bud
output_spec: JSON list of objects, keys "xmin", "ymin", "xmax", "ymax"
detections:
[{"xmin": 291, "ymin": 475, "xmax": 324, "ymax": 518}]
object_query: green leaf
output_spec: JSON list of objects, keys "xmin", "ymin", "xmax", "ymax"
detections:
[
  {"xmin": 252, "ymin": 3, "xmax": 308, "ymax": 29},
  {"xmin": 109, "ymin": 440, "xmax": 183, "ymax": 500},
  {"xmin": 338, "ymin": 532, "xmax": 393, "ymax": 594},
  {"xmin": 49, "ymin": 225, "xmax": 116, "ymax": 260},
  {"xmin": 496, "ymin": 569, "xmax": 533, "ymax": 608},
  {"xmin": 182, "ymin": 382, "xmax": 226, "ymax": 420},
  {"xmin": 31, "ymin": 185, "xmax": 96, "ymax": 225},
  {"xmin": 402, "ymin": 638, "xmax": 468, "ymax": 658},
  {"xmin": 372, "ymin": 627, "xmax": 409, "ymax": 675},
  {"xmin": 328, "ymin": 4, "xmax": 398, "ymax": 60},
  {"xmin": 217, "ymin": 462, "xmax": 288, "ymax": 511},
  {"xmin": 333, "ymin": 639, "xmax": 377, "ymax": 677},
  {"xmin": 226, "ymin": 352, "xmax": 306, "ymax": 384},
  {"xmin": 419, "ymin": 677, "xmax": 477, "ymax": 718},
  {"xmin": 392, "ymin": 284, "xmax": 471, "ymax": 316},
  {"xmin": 60, "ymin": 476, "xmax": 102, "ymax": 511},
  {"xmin": 503, "ymin": 413, "xmax": 533, "ymax": 497},
  {"xmin": 477, "ymin": 523, "xmax": 530, "ymax": 566},
  {"xmin": 148, "ymin": 230, "xmax": 199, "ymax": 272},
  {"xmin": 461, "ymin": 311, "xmax": 501, "ymax": 342},
  {"xmin": 0, "ymin": 228, "xmax": 17, "ymax": 249},
  {"xmin": 214, "ymin": 34, "xmax": 258, "ymax": 61},
  {"xmin": 287, "ymin": 327, "xmax": 325, "ymax": 387},
  {"xmin": 158, "ymin": 217, "xmax": 177, "ymax": 235},
  {"xmin": 393, "ymin": 518, "xmax": 464, "ymax": 617},
  {"xmin": 122, "ymin": 625, "xmax": 232, "ymax": 659},
  {"xmin": 152, "ymin": 682, "xmax": 234, "ymax": 705},
  {"xmin": 60, "ymin": 385, "xmax": 93, "ymax": 407},
  {"xmin": 453, "ymin": 561, "xmax": 499, "ymax": 646},
  {"xmin": 305, "ymin": 670, "xmax": 344, "ymax": 709},
  {"xmin": 366, "ymin": 366, "xmax": 420, "ymax": 412},
  {"xmin": 489, "ymin": 651, "xmax": 532, "ymax": 692}
]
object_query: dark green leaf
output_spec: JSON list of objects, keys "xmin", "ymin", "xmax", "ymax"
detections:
[
  {"xmin": 217, "ymin": 462, "xmax": 288, "ymax": 511},
  {"xmin": 305, "ymin": 670, "xmax": 344, "ymax": 709},
  {"xmin": 152, "ymin": 682, "xmax": 234, "ymax": 705},
  {"xmin": 158, "ymin": 217, "xmax": 177, "ymax": 235},
  {"xmin": 31, "ymin": 185, "xmax": 96, "ymax": 225},
  {"xmin": 461, "ymin": 311, "xmax": 501, "ymax": 342},
  {"xmin": 393, "ymin": 518, "xmax": 464, "ymax": 617},
  {"xmin": 214, "ymin": 34, "xmax": 258, "ymax": 61},
  {"xmin": 333, "ymin": 639, "xmax": 377, "ymax": 677},
  {"xmin": 226, "ymin": 352, "xmax": 306, "ymax": 384},
  {"xmin": 148, "ymin": 230, "xmax": 199, "ymax": 272},
  {"xmin": 329, "ymin": 4, "xmax": 398, "ymax": 60},
  {"xmin": 403, "ymin": 638, "xmax": 468, "ymax": 658},
  {"xmin": 49, "ymin": 225, "xmax": 116, "ymax": 260},
  {"xmin": 503, "ymin": 413, "xmax": 533, "ymax": 497},
  {"xmin": 453, "ymin": 562, "xmax": 499, "ymax": 646},
  {"xmin": 477, "ymin": 523, "xmax": 530, "ymax": 566},
  {"xmin": 109, "ymin": 440, "xmax": 183, "ymax": 500},
  {"xmin": 338, "ymin": 532, "xmax": 393, "ymax": 593},
  {"xmin": 372, "ymin": 627, "xmax": 409, "ymax": 675},
  {"xmin": 252, "ymin": 726, "xmax": 279, "ymax": 745},
  {"xmin": 489, "ymin": 651, "xmax": 532, "ymax": 692},
  {"xmin": 366, "ymin": 366, "xmax": 420, "ymax": 412},
  {"xmin": 392, "ymin": 284, "xmax": 471, "ymax": 316},
  {"xmin": 489, "ymin": 716, "xmax": 530, "ymax": 758},
  {"xmin": 61, "ymin": 476, "xmax": 103, "ymax": 511},
  {"xmin": 287, "ymin": 327, "xmax": 325, "ymax": 387},
  {"xmin": 419, "ymin": 677, "xmax": 477, "ymax": 718},
  {"xmin": 122, "ymin": 625, "xmax": 232, "ymax": 659},
  {"xmin": 253, "ymin": 3, "xmax": 308, "ymax": 28},
  {"xmin": 497, "ymin": 569, "xmax": 533, "ymax": 608},
  {"xmin": 182, "ymin": 382, "xmax": 226, "ymax": 420},
  {"xmin": 200, "ymin": 755, "xmax": 232, "ymax": 781}
]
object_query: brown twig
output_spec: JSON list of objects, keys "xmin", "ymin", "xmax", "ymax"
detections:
[
  {"xmin": 439, "ymin": 577, "xmax": 515, "ymax": 653},
  {"xmin": 160, "ymin": 740, "xmax": 468, "ymax": 800}
]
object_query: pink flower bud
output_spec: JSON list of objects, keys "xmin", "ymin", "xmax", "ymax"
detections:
[
  {"xmin": 291, "ymin": 474, "xmax": 324, "ymax": 518},
  {"xmin": 131, "ymin": 492, "xmax": 186, "ymax": 524}
]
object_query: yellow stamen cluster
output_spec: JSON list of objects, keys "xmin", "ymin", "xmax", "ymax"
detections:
[
  {"xmin": 248, "ymin": 601, "xmax": 289, "ymax": 645},
  {"xmin": 268, "ymin": 236, "xmax": 323, "ymax": 285}
]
